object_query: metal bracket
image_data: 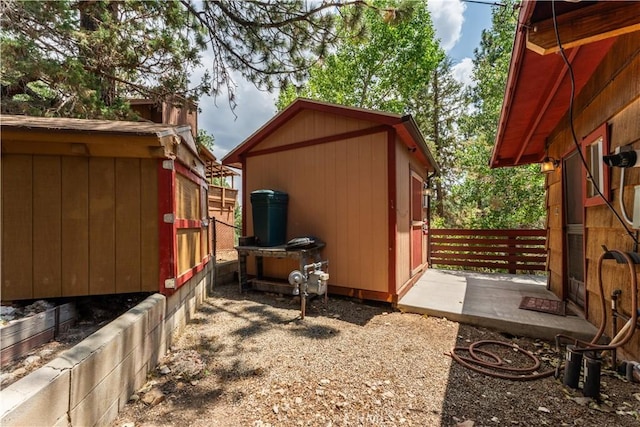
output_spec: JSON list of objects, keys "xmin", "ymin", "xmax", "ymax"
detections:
[
  {"xmin": 163, "ymin": 213, "xmax": 175, "ymax": 224},
  {"xmin": 162, "ymin": 159, "xmax": 174, "ymax": 170},
  {"xmin": 165, "ymin": 278, "xmax": 176, "ymax": 289}
]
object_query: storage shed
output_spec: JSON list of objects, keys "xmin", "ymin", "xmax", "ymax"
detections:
[
  {"xmin": 1, "ymin": 115, "xmax": 211, "ymax": 301},
  {"xmin": 222, "ymin": 99, "xmax": 439, "ymax": 303}
]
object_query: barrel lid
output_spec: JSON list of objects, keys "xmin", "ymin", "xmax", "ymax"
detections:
[{"xmin": 250, "ymin": 189, "xmax": 288, "ymax": 196}]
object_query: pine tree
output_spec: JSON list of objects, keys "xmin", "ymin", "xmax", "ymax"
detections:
[
  {"xmin": 452, "ymin": 0, "xmax": 545, "ymax": 229},
  {"xmin": 0, "ymin": 0, "xmax": 368, "ymax": 118}
]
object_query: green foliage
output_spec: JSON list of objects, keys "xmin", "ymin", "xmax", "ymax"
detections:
[
  {"xmin": 446, "ymin": 135, "xmax": 545, "ymax": 229},
  {"xmin": 276, "ymin": 0, "xmax": 443, "ymax": 113},
  {"xmin": 277, "ymin": 1, "xmax": 466, "ymax": 223},
  {"xmin": 461, "ymin": 1, "xmax": 518, "ymax": 142},
  {"xmin": 234, "ymin": 204, "xmax": 242, "ymax": 242},
  {"xmin": 196, "ymin": 129, "xmax": 215, "ymax": 151},
  {"xmin": 412, "ymin": 57, "xmax": 466, "ymax": 222},
  {"xmin": 445, "ymin": 0, "xmax": 546, "ymax": 229},
  {"xmin": 1, "ymin": 0, "xmax": 369, "ymax": 118},
  {"xmin": 1, "ymin": 1, "xmax": 204, "ymax": 118}
]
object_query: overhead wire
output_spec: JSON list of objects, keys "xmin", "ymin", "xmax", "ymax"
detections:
[
  {"xmin": 550, "ymin": 0, "xmax": 639, "ymax": 246},
  {"xmin": 461, "ymin": 0, "xmax": 506, "ymax": 7}
]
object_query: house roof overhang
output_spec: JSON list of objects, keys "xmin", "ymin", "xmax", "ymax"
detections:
[
  {"xmin": 491, "ymin": 0, "xmax": 640, "ymax": 168},
  {"xmin": 221, "ymin": 98, "xmax": 440, "ymax": 175}
]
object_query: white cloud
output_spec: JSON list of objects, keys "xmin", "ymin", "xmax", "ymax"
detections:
[
  {"xmin": 199, "ymin": 80, "xmax": 277, "ymax": 160},
  {"xmin": 191, "ymin": 50, "xmax": 278, "ymax": 160},
  {"xmin": 427, "ymin": 0, "xmax": 466, "ymax": 51},
  {"xmin": 451, "ymin": 57, "xmax": 475, "ymax": 88}
]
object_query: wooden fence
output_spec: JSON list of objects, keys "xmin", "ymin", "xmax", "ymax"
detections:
[{"xmin": 429, "ymin": 229, "xmax": 547, "ymax": 273}]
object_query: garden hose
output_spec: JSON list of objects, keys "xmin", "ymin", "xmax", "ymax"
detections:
[
  {"xmin": 448, "ymin": 340, "xmax": 555, "ymax": 381},
  {"xmin": 449, "ymin": 249, "xmax": 638, "ymax": 381}
]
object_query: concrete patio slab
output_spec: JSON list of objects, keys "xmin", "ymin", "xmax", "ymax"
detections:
[{"xmin": 398, "ymin": 269, "xmax": 598, "ymax": 342}]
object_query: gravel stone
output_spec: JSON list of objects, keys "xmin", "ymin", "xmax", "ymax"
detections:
[
  {"xmin": 112, "ymin": 283, "xmax": 640, "ymax": 427},
  {"xmin": 141, "ymin": 388, "xmax": 165, "ymax": 406},
  {"xmin": 23, "ymin": 355, "xmax": 41, "ymax": 366}
]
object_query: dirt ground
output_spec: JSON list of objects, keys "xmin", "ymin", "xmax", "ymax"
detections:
[{"xmin": 113, "ymin": 282, "xmax": 640, "ymax": 427}]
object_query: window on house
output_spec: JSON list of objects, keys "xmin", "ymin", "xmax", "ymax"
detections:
[{"xmin": 582, "ymin": 123, "xmax": 610, "ymax": 207}]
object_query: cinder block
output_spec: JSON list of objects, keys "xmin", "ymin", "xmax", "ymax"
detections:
[
  {"xmin": 167, "ymin": 305, "xmax": 186, "ymax": 337},
  {"xmin": 145, "ymin": 294, "xmax": 166, "ymax": 332},
  {"xmin": 118, "ymin": 363, "xmax": 147, "ymax": 411},
  {"xmin": 69, "ymin": 309, "xmax": 146, "ymax": 406},
  {"xmin": 142, "ymin": 322, "xmax": 163, "ymax": 364},
  {"xmin": 0, "ymin": 366, "xmax": 70, "ymax": 427},
  {"xmin": 1, "ymin": 273, "xmax": 208, "ymax": 427},
  {"xmin": 52, "ymin": 414, "xmax": 71, "ymax": 427},
  {"xmin": 92, "ymin": 395, "xmax": 120, "ymax": 427},
  {"xmin": 70, "ymin": 351, "xmax": 133, "ymax": 427},
  {"xmin": 165, "ymin": 287, "xmax": 182, "ymax": 317},
  {"xmin": 178, "ymin": 281, "xmax": 190, "ymax": 304}
]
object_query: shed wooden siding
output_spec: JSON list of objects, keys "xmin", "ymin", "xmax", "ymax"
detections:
[
  {"xmin": 545, "ymin": 32, "xmax": 640, "ymax": 358},
  {"xmin": 395, "ymin": 140, "xmax": 427, "ymax": 290},
  {"xmin": 244, "ymin": 111, "xmax": 389, "ymax": 293},
  {"xmin": 248, "ymin": 109, "xmax": 383, "ymax": 152},
  {"xmin": 175, "ymin": 171, "xmax": 208, "ymax": 277},
  {"xmin": 1, "ymin": 154, "xmax": 159, "ymax": 300}
]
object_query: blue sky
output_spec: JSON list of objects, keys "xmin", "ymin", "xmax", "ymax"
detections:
[{"xmin": 196, "ymin": 0, "xmax": 494, "ymax": 161}]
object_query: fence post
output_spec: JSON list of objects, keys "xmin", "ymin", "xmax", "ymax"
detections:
[{"xmin": 507, "ymin": 235, "xmax": 516, "ymax": 274}]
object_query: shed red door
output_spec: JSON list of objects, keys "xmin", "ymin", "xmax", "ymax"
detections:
[{"xmin": 410, "ymin": 173, "xmax": 425, "ymax": 273}]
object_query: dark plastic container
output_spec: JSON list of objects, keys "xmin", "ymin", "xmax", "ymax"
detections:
[{"xmin": 250, "ymin": 190, "xmax": 288, "ymax": 246}]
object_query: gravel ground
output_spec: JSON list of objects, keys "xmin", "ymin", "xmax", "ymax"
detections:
[{"xmin": 114, "ymin": 283, "xmax": 640, "ymax": 427}]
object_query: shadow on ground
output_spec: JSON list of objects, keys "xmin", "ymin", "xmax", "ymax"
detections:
[
  {"xmin": 208, "ymin": 282, "xmax": 389, "ymax": 327},
  {"xmin": 438, "ymin": 325, "xmax": 640, "ymax": 427}
]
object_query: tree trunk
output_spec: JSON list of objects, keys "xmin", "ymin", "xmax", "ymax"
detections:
[{"xmin": 431, "ymin": 68, "xmax": 445, "ymax": 218}]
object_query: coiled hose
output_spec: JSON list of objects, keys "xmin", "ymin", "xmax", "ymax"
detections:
[
  {"xmin": 449, "ymin": 339, "xmax": 554, "ymax": 381},
  {"xmin": 448, "ymin": 249, "xmax": 638, "ymax": 381}
]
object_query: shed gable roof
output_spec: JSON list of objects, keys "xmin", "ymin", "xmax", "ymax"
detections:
[{"xmin": 221, "ymin": 98, "xmax": 439, "ymax": 174}]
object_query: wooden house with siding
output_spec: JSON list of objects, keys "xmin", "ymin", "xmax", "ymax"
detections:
[
  {"xmin": 1, "ymin": 115, "xmax": 212, "ymax": 301},
  {"xmin": 492, "ymin": 1, "xmax": 640, "ymax": 359},
  {"xmin": 222, "ymin": 99, "xmax": 439, "ymax": 303}
]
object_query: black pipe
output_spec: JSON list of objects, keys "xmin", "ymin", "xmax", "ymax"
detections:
[
  {"xmin": 563, "ymin": 345, "xmax": 582, "ymax": 389},
  {"xmin": 583, "ymin": 352, "xmax": 602, "ymax": 398}
]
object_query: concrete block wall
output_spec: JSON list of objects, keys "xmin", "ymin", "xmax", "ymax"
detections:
[
  {"xmin": 215, "ymin": 260, "xmax": 239, "ymax": 286},
  {"xmin": 0, "ymin": 263, "xmax": 212, "ymax": 427}
]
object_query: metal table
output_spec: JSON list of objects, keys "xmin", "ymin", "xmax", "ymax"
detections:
[{"xmin": 235, "ymin": 242, "xmax": 326, "ymax": 318}]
